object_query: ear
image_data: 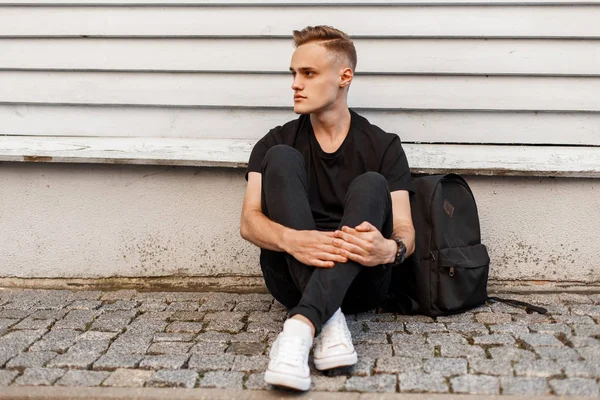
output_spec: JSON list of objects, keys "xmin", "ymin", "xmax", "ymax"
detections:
[{"xmin": 339, "ymin": 67, "xmax": 353, "ymax": 88}]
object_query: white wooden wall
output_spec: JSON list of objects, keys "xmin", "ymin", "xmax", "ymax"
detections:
[{"xmin": 0, "ymin": 1, "xmax": 599, "ymax": 159}]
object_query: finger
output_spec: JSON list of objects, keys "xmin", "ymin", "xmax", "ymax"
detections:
[
  {"xmin": 355, "ymin": 221, "xmax": 375, "ymax": 232},
  {"xmin": 344, "ymin": 251, "xmax": 369, "ymax": 266},
  {"xmin": 334, "ymin": 230, "xmax": 371, "ymax": 252},
  {"xmin": 311, "ymin": 259, "xmax": 335, "ymax": 268},
  {"xmin": 331, "ymin": 240, "xmax": 368, "ymax": 257},
  {"xmin": 320, "ymin": 231, "xmax": 335, "ymax": 237}
]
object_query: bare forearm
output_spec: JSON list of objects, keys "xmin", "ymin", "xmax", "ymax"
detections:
[
  {"xmin": 391, "ymin": 223, "xmax": 416, "ymax": 258},
  {"xmin": 240, "ymin": 210, "xmax": 292, "ymax": 252}
]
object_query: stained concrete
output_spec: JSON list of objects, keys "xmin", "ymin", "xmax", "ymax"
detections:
[{"xmin": 0, "ymin": 163, "xmax": 598, "ymax": 283}]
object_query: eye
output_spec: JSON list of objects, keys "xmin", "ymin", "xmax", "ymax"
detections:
[{"xmin": 305, "ymin": 71, "xmax": 313, "ymax": 77}]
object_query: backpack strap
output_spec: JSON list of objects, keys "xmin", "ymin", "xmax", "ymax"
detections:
[{"xmin": 487, "ymin": 296, "xmax": 548, "ymax": 314}]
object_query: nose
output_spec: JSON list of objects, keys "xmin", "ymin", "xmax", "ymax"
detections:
[{"xmin": 291, "ymin": 75, "xmax": 303, "ymax": 91}]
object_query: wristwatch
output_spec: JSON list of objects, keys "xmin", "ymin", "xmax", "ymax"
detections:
[{"xmin": 391, "ymin": 237, "xmax": 407, "ymax": 266}]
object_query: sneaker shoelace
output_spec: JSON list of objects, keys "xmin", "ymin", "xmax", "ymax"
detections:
[{"xmin": 274, "ymin": 335, "xmax": 309, "ymax": 366}]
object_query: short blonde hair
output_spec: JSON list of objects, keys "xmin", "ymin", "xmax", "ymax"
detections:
[{"xmin": 293, "ymin": 25, "xmax": 357, "ymax": 71}]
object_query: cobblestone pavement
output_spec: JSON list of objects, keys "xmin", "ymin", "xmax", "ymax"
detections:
[{"xmin": 0, "ymin": 288, "xmax": 599, "ymax": 396}]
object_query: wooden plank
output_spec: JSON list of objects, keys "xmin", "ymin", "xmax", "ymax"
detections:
[
  {"xmin": 1, "ymin": 6, "xmax": 600, "ymax": 38},
  {"xmin": 2, "ymin": 105, "xmax": 600, "ymax": 146},
  {"xmin": 1, "ymin": 71, "xmax": 600, "ymax": 111},
  {"xmin": 4, "ymin": 0, "xmax": 600, "ymax": 5},
  {"xmin": 0, "ymin": 136, "xmax": 598, "ymax": 177},
  {"xmin": 2, "ymin": 38, "xmax": 600, "ymax": 76}
]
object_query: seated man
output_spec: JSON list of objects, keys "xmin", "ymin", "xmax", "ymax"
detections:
[{"xmin": 240, "ymin": 25, "xmax": 415, "ymax": 391}]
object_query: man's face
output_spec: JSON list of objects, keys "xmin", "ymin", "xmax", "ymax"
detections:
[{"xmin": 289, "ymin": 42, "xmax": 347, "ymax": 114}]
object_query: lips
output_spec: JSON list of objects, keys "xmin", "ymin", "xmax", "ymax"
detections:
[{"xmin": 294, "ymin": 94, "xmax": 306, "ymax": 100}]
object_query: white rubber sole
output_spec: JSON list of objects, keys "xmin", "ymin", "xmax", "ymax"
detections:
[
  {"xmin": 264, "ymin": 369, "xmax": 311, "ymax": 391},
  {"xmin": 313, "ymin": 350, "xmax": 358, "ymax": 370}
]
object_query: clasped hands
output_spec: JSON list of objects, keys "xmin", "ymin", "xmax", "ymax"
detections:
[{"xmin": 285, "ymin": 221, "xmax": 395, "ymax": 268}]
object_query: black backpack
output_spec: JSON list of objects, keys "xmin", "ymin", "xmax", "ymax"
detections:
[{"xmin": 386, "ymin": 174, "xmax": 546, "ymax": 316}]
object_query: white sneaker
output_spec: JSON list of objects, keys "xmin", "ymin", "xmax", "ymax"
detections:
[
  {"xmin": 264, "ymin": 318, "xmax": 313, "ymax": 391},
  {"xmin": 313, "ymin": 308, "xmax": 357, "ymax": 370}
]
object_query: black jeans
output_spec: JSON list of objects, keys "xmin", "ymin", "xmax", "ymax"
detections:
[{"xmin": 260, "ymin": 145, "xmax": 394, "ymax": 335}]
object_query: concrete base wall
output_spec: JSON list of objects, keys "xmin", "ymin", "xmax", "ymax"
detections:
[{"xmin": 1, "ymin": 163, "xmax": 599, "ymax": 283}]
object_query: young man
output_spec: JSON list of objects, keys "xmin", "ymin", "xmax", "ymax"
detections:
[{"xmin": 240, "ymin": 25, "xmax": 415, "ymax": 391}]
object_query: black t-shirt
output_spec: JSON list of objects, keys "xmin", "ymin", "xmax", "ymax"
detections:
[{"xmin": 247, "ymin": 109, "xmax": 413, "ymax": 230}]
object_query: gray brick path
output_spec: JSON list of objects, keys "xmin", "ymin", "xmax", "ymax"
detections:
[{"xmin": 0, "ymin": 288, "xmax": 599, "ymax": 395}]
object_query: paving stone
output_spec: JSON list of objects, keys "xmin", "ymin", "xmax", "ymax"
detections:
[
  {"xmin": 355, "ymin": 311, "xmax": 396, "ymax": 322},
  {"xmin": 528, "ymin": 323, "xmax": 571, "ymax": 336},
  {"xmin": 234, "ymin": 301, "xmax": 270, "ymax": 312},
  {"xmin": 451, "ymin": 374, "xmax": 499, "ymax": 394},
  {"xmin": 53, "ymin": 310, "xmax": 99, "ymax": 330},
  {"xmin": 500, "ymin": 377, "xmax": 550, "ymax": 395},
  {"xmin": 488, "ymin": 347, "xmax": 537, "ymax": 362},
  {"xmin": 13, "ymin": 368, "xmax": 65, "ymax": 386},
  {"xmin": 246, "ymin": 321, "xmax": 281, "ymax": 334},
  {"xmin": 405, "ymin": 322, "xmax": 446, "ymax": 334},
  {"xmin": 226, "ymin": 342, "xmax": 265, "ymax": 356},
  {"xmin": 69, "ymin": 291, "xmax": 103, "ymax": 301},
  {"xmin": 56, "ymin": 370, "xmax": 111, "ymax": 387},
  {"xmin": 0, "ymin": 370, "xmax": 20, "ymax": 385},
  {"xmin": 576, "ymin": 346, "xmax": 600, "ymax": 361},
  {"xmin": 327, "ymin": 357, "xmax": 374, "ymax": 377},
  {"xmin": 468, "ymin": 359, "xmax": 513, "ymax": 376},
  {"xmin": 90, "ymin": 318, "xmax": 129, "ymax": 333},
  {"xmin": 311, "ymin": 375, "xmax": 347, "ymax": 391},
  {"xmin": 165, "ymin": 292, "xmax": 206, "ymax": 302},
  {"xmin": 423, "ymin": 357, "xmax": 467, "ymax": 376},
  {"xmin": 489, "ymin": 323, "xmax": 529, "ymax": 335},
  {"xmin": 230, "ymin": 332, "xmax": 267, "ymax": 343},
  {"xmin": 517, "ymin": 333, "xmax": 564, "ymax": 347},
  {"xmin": 488, "ymin": 301, "xmax": 527, "ymax": 314},
  {"xmin": 190, "ymin": 341, "xmax": 228, "ymax": 354},
  {"xmin": 475, "ymin": 313, "xmax": 512, "ymax": 324},
  {"xmin": 199, "ymin": 370, "xmax": 244, "ymax": 389},
  {"xmin": 108, "ymin": 335, "xmax": 152, "ymax": 354},
  {"xmin": 440, "ymin": 344, "xmax": 486, "ymax": 359},
  {"xmin": 134, "ymin": 292, "xmax": 169, "ymax": 302},
  {"xmin": 397, "ymin": 315, "xmax": 435, "ymax": 323},
  {"xmin": 564, "ymin": 361, "xmax": 600, "ymax": 378},
  {"xmin": 29, "ymin": 309, "xmax": 69, "ymax": 320},
  {"xmin": 374, "ymin": 357, "xmax": 422, "ymax": 374},
  {"xmin": 102, "ymin": 300, "xmax": 138, "ymax": 311},
  {"xmin": 139, "ymin": 354, "xmax": 189, "ymax": 370},
  {"xmin": 569, "ymin": 336, "xmax": 600, "ymax": 348},
  {"xmin": 48, "ymin": 351, "xmax": 102, "ymax": 369},
  {"xmin": 247, "ymin": 311, "xmax": 285, "ymax": 323},
  {"xmin": 244, "ymin": 373, "xmax": 269, "ymax": 390},
  {"xmin": 138, "ymin": 302, "xmax": 167, "ymax": 312},
  {"xmin": 198, "ymin": 298, "xmax": 236, "ymax": 312},
  {"xmin": 165, "ymin": 321, "xmax": 205, "ymax": 334},
  {"xmin": 135, "ymin": 311, "xmax": 173, "ymax": 321},
  {"xmin": 69, "ymin": 339, "xmax": 111, "ymax": 354},
  {"xmin": 512, "ymin": 313, "xmax": 552, "ymax": 324},
  {"xmin": 351, "ymin": 331, "xmax": 388, "ymax": 344},
  {"xmin": 398, "ymin": 371, "xmax": 448, "ymax": 393},
  {"xmin": 188, "ymin": 354, "xmax": 235, "ymax": 371},
  {"xmin": 6, "ymin": 351, "xmax": 58, "ymax": 369},
  {"xmin": 67, "ymin": 300, "xmax": 102, "ymax": 310},
  {"xmin": 0, "ymin": 309, "xmax": 32, "ymax": 319},
  {"xmin": 231, "ymin": 355, "xmax": 268, "ymax": 372},
  {"xmin": 514, "ymin": 359, "xmax": 562, "ymax": 377},
  {"xmin": 76, "ymin": 331, "xmax": 119, "ymax": 341},
  {"xmin": 364, "ymin": 321, "xmax": 404, "ymax": 333},
  {"xmin": 152, "ymin": 332, "xmax": 195, "ymax": 342},
  {"xmin": 535, "ymin": 347, "xmax": 581, "ymax": 361},
  {"xmin": 101, "ymin": 290, "xmax": 137, "ymax": 301},
  {"xmin": 572, "ymin": 323, "xmax": 600, "ymax": 336},
  {"xmin": 426, "ymin": 333, "xmax": 468, "ymax": 346},
  {"xmin": 269, "ymin": 301, "xmax": 288, "ymax": 313},
  {"xmin": 165, "ymin": 302, "xmax": 199, "ymax": 312},
  {"xmin": 550, "ymin": 378, "xmax": 600, "ymax": 396},
  {"xmin": 93, "ymin": 353, "xmax": 143, "ymax": 370},
  {"xmin": 570, "ymin": 304, "xmax": 600, "ymax": 316},
  {"xmin": 147, "ymin": 342, "xmax": 193, "ymax": 355},
  {"xmin": 393, "ymin": 343, "xmax": 434, "ymax": 358},
  {"xmin": 446, "ymin": 322, "xmax": 488, "ymax": 335},
  {"xmin": 473, "ymin": 334, "xmax": 516, "ymax": 346},
  {"xmin": 355, "ymin": 344, "xmax": 393, "ymax": 359},
  {"xmin": 554, "ymin": 315, "xmax": 596, "ymax": 324},
  {"xmin": 195, "ymin": 331, "xmax": 232, "ymax": 343},
  {"xmin": 12, "ymin": 317, "xmax": 54, "ymax": 330},
  {"xmin": 147, "ymin": 369, "xmax": 197, "ymax": 388},
  {"xmin": 346, "ymin": 374, "xmax": 397, "ymax": 393},
  {"xmin": 559, "ymin": 293, "xmax": 592, "ymax": 304},
  {"xmin": 390, "ymin": 333, "xmax": 427, "ymax": 346},
  {"xmin": 436, "ymin": 313, "xmax": 475, "ymax": 323},
  {"xmin": 102, "ymin": 369, "xmax": 154, "ymax": 388},
  {"xmin": 168, "ymin": 311, "xmax": 204, "ymax": 322}
]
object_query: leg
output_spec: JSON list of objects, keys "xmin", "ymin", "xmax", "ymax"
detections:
[{"xmin": 290, "ymin": 172, "xmax": 394, "ymax": 334}]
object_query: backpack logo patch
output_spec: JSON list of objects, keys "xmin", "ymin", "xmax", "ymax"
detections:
[{"xmin": 443, "ymin": 199, "xmax": 455, "ymax": 218}]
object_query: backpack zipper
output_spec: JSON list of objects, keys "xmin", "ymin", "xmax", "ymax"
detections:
[{"xmin": 449, "ymin": 266, "xmax": 455, "ymax": 277}]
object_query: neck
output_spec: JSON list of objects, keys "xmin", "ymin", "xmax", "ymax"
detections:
[{"xmin": 310, "ymin": 106, "xmax": 351, "ymax": 142}]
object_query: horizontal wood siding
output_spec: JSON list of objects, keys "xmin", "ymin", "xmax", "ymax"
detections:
[{"xmin": 0, "ymin": 1, "xmax": 598, "ymax": 165}]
